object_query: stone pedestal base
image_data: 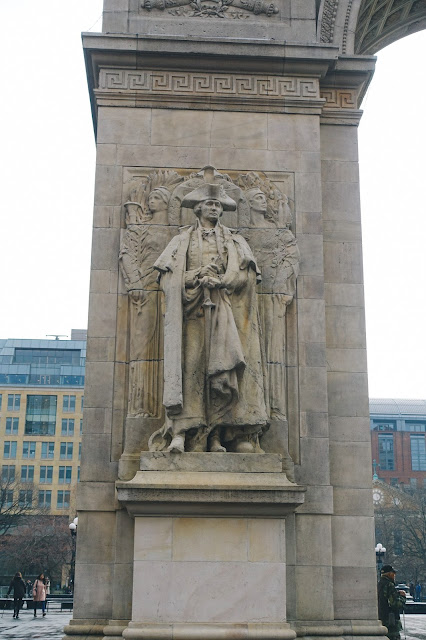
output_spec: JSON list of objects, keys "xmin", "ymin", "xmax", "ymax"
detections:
[
  {"xmin": 123, "ymin": 622, "xmax": 297, "ymax": 640},
  {"xmin": 116, "ymin": 453, "xmax": 304, "ymax": 640}
]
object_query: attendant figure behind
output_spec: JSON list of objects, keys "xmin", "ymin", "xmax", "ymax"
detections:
[
  {"xmin": 378, "ymin": 565, "xmax": 406, "ymax": 640},
  {"xmin": 33, "ymin": 573, "xmax": 47, "ymax": 617},
  {"xmin": 7, "ymin": 571, "xmax": 26, "ymax": 619}
]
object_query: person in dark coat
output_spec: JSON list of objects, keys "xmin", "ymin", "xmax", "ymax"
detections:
[
  {"xmin": 7, "ymin": 572, "xmax": 26, "ymax": 619},
  {"xmin": 378, "ymin": 565, "xmax": 406, "ymax": 640}
]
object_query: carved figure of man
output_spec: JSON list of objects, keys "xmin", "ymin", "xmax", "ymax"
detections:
[{"xmin": 149, "ymin": 183, "xmax": 268, "ymax": 454}]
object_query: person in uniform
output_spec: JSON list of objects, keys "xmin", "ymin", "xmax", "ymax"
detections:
[
  {"xmin": 378, "ymin": 564, "xmax": 406, "ymax": 640},
  {"xmin": 149, "ymin": 183, "xmax": 268, "ymax": 454}
]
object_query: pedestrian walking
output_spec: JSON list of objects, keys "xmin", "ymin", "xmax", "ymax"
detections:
[
  {"xmin": 44, "ymin": 576, "xmax": 50, "ymax": 595},
  {"xmin": 6, "ymin": 571, "xmax": 26, "ymax": 619},
  {"xmin": 415, "ymin": 583, "xmax": 422, "ymax": 601},
  {"xmin": 378, "ymin": 565, "xmax": 406, "ymax": 640},
  {"xmin": 32, "ymin": 573, "xmax": 47, "ymax": 617}
]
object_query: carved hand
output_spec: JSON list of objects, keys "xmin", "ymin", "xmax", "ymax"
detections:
[
  {"xmin": 199, "ymin": 263, "xmax": 220, "ymax": 278},
  {"xmin": 199, "ymin": 275, "xmax": 221, "ymax": 289}
]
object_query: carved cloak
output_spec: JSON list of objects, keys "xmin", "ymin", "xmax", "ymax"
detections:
[{"xmin": 151, "ymin": 223, "xmax": 269, "ymax": 451}]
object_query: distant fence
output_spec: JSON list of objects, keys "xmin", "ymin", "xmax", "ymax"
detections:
[{"xmin": 0, "ymin": 596, "xmax": 73, "ymax": 612}]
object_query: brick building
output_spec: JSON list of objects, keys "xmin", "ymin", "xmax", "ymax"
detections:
[{"xmin": 370, "ymin": 398, "xmax": 426, "ymax": 488}]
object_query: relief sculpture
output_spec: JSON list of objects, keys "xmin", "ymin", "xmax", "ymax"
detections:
[
  {"xmin": 119, "ymin": 170, "xmax": 182, "ymax": 455},
  {"xmin": 119, "ymin": 166, "xmax": 299, "ymax": 475},
  {"xmin": 141, "ymin": 0, "xmax": 279, "ymax": 19},
  {"xmin": 238, "ymin": 173, "xmax": 300, "ymax": 479}
]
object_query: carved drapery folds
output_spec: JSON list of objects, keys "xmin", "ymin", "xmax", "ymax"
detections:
[{"xmin": 119, "ymin": 166, "xmax": 299, "ymax": 477}]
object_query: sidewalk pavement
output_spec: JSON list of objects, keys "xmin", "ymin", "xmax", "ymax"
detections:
[{"xmin": 0, "ymin": 610, "xmax": 425, "ymax": 640}]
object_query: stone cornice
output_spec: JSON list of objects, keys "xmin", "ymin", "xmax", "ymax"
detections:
[{"xmin": 116, "ymin": 470, "xmax": 306, "ymax": 517}]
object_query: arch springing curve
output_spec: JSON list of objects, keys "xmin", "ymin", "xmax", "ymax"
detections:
[{"xmin": 355, "ymin": 0, "xmax": 426, "ymax": 53}]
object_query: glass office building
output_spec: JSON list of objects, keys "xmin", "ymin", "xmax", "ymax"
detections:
[{"xmin": 0, "ymin": 332, "xmax": 86, "ymax": 516}]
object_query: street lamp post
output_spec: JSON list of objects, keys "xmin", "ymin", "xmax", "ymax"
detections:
[
  {"xmin": 375, "ymin": 543, "xmax": 386, "ymax": 582},
  {"xmin": 69, "ymin": 516, "xmax": 78, "ymax": 594}
]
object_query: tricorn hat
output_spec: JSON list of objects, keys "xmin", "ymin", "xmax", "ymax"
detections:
[
  {"xmin": 381, "ymin": 565, "xmax": 397, "ymax": 574},
  {"xmin": 181, "ymin": 183, "xmax": 237, "ymax": 212}
]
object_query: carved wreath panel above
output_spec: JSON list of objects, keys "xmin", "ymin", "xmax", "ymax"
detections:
[{"xmin": 140, "ymin": 0, "xmax": 279, "ymax": 19}]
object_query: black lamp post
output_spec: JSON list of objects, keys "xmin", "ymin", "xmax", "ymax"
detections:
[
  {"xmin": 375, "ymin": 543, "xmax": 386, "ymax": 582},
  {"xmin": 69, "ymin": 517, "xmax": 78, "ymax": 593}
]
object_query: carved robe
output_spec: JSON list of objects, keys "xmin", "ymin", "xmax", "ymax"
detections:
[
  {"xmin": 119, "ymin": 224, "xmax": 173, "ymax": 418},
  {"xmin": 149, "ymin": 221, "xmax": 268, "ymax": 451}
]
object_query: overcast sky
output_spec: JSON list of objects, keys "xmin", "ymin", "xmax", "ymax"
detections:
[{"xmin": 0, "ymin": 2, "xmax": 425, "ymax": 399}]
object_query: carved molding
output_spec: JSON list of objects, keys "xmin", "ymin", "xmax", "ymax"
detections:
[
  {"xmin": 321, "ymin": 89, "xmax": 357, "ymax": 109},
  {"xmin": 342, "ymin": 0, "xmax": 354, "ymax": 53},
  {"xmin": 98, "ymin": 69, "xmax": 320, "ymax": 100},
  {"xmin": 320, "ymin": 0, "xmax": 339, "ymax": 43}
]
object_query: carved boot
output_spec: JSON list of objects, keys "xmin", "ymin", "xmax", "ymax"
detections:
[
  {"xmin": 209, "ymin": 430, "xmax": 226, "ymax": 453},
  {"xmin": 167, "ymin": 434, "xmax": 185, "ymax": 454}
]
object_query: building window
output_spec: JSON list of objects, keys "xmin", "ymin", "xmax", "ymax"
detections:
[
  {"xmin": 14, "ymin": 348, "xmax": 81, "ymax": 366},
  {"xmin": 60, "ymin": 442, "xmax": 73, "ymax": 460},
  {"xmin": 5, "ymin": 418, "xmax": 19, "ymax": 435},
  {"xmin": 394, "ymin": 530, "xmax": 403, "ymax": 555},
  {"xmin": 81, "ymin": 396, "xmax": 84, "ymax": 411},
  {"xmin": 38, "ymin": 490, "xmax": 51, "ymax": 509},
  {"xmin": 411, "ymin": 435, "xmax": 426, "ymax": 471},
  {"xmin": 77, "ymin": 466, "xmax": 80, "ymax": 482},
  {"xmin": 2, "ymin": 465, "xmax": 15, "ymax": 483},
  {"xmin": 403, "ymin": 422, "xmax": 426, "ymax": 432},
  {"xmin": 80, "ymin": 419, "xmax": 83, "ymax": 435},
  {"xmin": 58, "ymin": 466, "xmax": 72, "ymax": 484},
  {"xmin": 39, "ymin": 466, "xmax": 53, "ymax": 484},
  {"xmin": 372, "ymin": 420, "xmax": 396, "ymax": 431},
  {"xmin": 3, "ymin": 441, "xmax": 17, "ymax": 459},
  {"xmin": 390, "ymin": 478, "xmax": 399, "ymax": 486},
  {"xmin": 78, "ymin": 442, "xmax": 81, "ymax": 460},
  {"xmin": 19, "ymin": 490, "xmax": 32, "ymax": 507},
  {"xmin": 378, "ymin": 434, "xmax": 394, "ymax": 470},
  {"xmin": 41, "ymin": 442, "xmax": 54, "ymax": 459},
  {"xmin": 57, "ymin": 490, "xmax": 70, "ymax": 509},
  {"xmin": 7, "ymin": 394, "xmax": 21, "ymax": 411},
  {"xmin": 20, "ymin": 465, "xmax": 34, "ymax": 483},
  {"xmin": 61, "ymin": 419, "xmax": 74, "ymax": 436},
  {"xmin": 22, "ymin": 441, "xmax": 36, "ymax": 459},
  {"xmin": 410, "ymin": 478, "xmax": 417, "ymax": 488},
  {"xmin": 62, "ymin": 395, "xmax": 76, "ymax": 413},
  {"xmin": 1, "ymin": 490, "xmax": 14, "ymax": 508},
  {"xmin": 25, "ymin": 395, "xmax": 57, "ymax": 435}
]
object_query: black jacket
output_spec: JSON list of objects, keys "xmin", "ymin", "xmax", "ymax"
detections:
[{"xmin": 7, "ymin": 576, "xmax": 26, "ymax": 599}]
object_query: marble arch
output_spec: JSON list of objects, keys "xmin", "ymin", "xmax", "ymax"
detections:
[
  {"xmin": 317, "ymin": 0, "xmax": 426, "ymax": 54},
  {"xmin": 67, "ymin": 2, "xmax": 425, "ymax": 640}
]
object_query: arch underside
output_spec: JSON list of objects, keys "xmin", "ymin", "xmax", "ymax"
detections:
[{"xmin": 355, "ymin": 0, "xmax": 426, "ymax": 53}]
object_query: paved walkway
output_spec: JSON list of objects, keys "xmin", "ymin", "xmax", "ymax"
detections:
[{"xmin": 0, "ymin": 610, "xmax": 425, "ymax": 640}]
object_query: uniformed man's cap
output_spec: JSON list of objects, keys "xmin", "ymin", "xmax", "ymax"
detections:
[
  {"xmin": 182, "ymin": 184, "xmax": 237, "ymax": 211},
  {"xmin": 381, "ymin": 564, "xmax": 397, "ymax": 574}
]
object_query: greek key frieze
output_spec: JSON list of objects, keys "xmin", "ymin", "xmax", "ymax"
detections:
[
  {"xmin": 98, "ymin": 69, "xmax": 320, "ymax": 100},
  {"xmin": 321, "ymin": 89, "xmax": 357, "ymax": 109}
]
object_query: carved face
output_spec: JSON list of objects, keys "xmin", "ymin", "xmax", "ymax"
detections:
[
  {"xmin": 148, "ymin": 191, "xmax": 168, "ymax": 213},
  {"xmin": 249, "ymin": 192, "xmax": 267, "ymax": 213},
  {"xmin": 198, "ymin": 199, "xmax": 223, "ymax": 227}
]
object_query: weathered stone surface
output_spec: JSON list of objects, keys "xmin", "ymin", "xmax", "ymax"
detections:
[
  {"xmin": 72, "ymin": 13, "xmax": 383, "ymax": 640},
  {"xmin": 140, "ymin": 452, "xmax": 283, "ymax": 473}
]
